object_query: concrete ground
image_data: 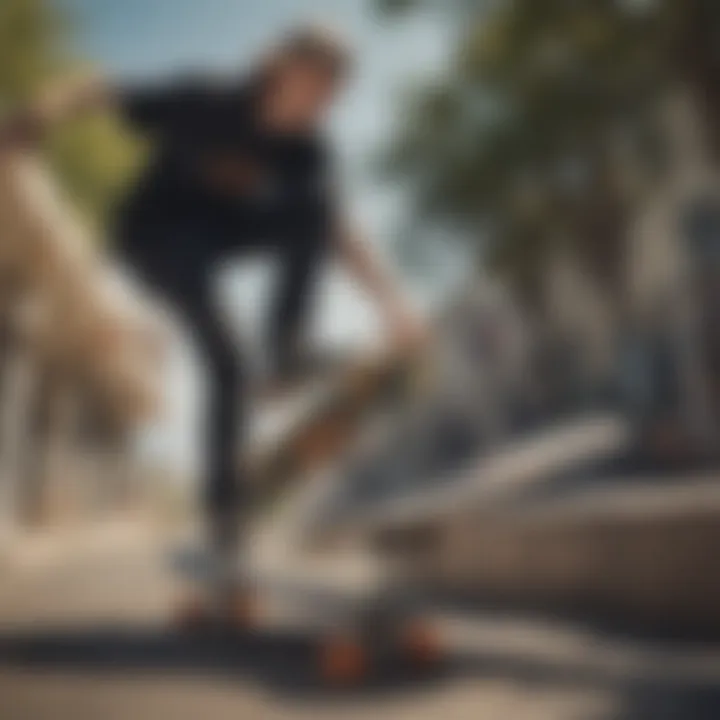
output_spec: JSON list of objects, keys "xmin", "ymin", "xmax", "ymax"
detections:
[{"xmin": 2, "ymin": 520, "xmax": 720, "ymax": 719}]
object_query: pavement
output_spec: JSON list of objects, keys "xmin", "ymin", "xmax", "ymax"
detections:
[{"xmin": 2, "ymin": 518, "xmax": 720, "ymax": 719}]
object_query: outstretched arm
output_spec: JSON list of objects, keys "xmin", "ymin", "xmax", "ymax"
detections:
[
  {"xmin": 0, "ymin": 72, "xmax": 113, "ymax": 147},
  {"xmin": 0, "ymin": 72, "xmax": 203, "ymax": 147}
]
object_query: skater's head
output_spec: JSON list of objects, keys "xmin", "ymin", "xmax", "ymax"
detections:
[{"xmin": 256, "ymin": 22, "xmax": 352, "ymax": 131}]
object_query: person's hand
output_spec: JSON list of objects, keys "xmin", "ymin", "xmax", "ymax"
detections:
[
  {"xmin": 0, "ymin": 84, "xmax": 67, "ymax": 150},
  {"xmin": 34, "ymin": 71, "xmax": 107, "ymax": 122},
  {"xmin": 0, "ymin": 109, "xmax": 43, "ymax": 150},
  {"xmin": 0, "ymin": 72, "xmax": 106, "ymax": 151},
  {"xmin": 385, "ymin": 303, "xmax": 429, "ymax": 355}
]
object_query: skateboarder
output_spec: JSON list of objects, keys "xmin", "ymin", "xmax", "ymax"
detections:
[{"xmin": 1, "ymin": 24, "xmax": 424, "ymax": 603}]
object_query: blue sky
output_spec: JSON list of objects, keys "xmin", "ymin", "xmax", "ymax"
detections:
[{"xmin": 55, "ymin": 0, "xmax": 461, "ymax": 474}]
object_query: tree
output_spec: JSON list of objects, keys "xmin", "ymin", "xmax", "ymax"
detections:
[
  {"xmin": 0, "ymin": 0, "xmax": 143, "ymax": 232},
  {"xmin": 380, "ymin": 0, "xmax": 720, "ymax": 303}
]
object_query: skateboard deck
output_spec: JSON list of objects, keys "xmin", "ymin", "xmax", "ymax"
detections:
[
  {"xmin": 247, "ymin": 347, "xmax": 423, "ymax": 509},
  {"xmin": 245, "ymin": 285, "xmax": 526, "ymax": 517}
]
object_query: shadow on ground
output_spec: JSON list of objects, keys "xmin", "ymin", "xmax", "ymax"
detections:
[
  {"xmin": 0, "ymin": 625, "xmax": 449, "ymax": 700},
  {"xmin": 1, "ymin": 622, "xmax": 720, "ymax": 718}
]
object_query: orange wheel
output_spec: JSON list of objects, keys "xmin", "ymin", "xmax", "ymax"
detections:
[
  {"xmin": 174, "ymin": 595, "xmax": 212, "ymax": 632},
  {"xmin": 319, "ymin": 635, "xmax": 369, "ymax": 686},
  {"xmin": 227, "ymin": 590, "xmax": 259, "ymax": 629},
  {"xmin": 400, "ymin": 618, "xmax": 443, "ymax": 666}
]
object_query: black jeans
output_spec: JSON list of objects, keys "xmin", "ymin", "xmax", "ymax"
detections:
[
  {"xmin": 119, "ymin": 200, "xmax": 331, "ymax": 551},
  {"xmin": 152, "ymin": 265, "xmax": 249, "ymax": 546}
]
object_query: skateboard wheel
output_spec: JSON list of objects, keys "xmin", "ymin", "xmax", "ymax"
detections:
[
  {"xmin": 319, "ymin": 635, "xmax": 369, "ymax": 686},
  {"xmin": 400, "ymin": 618, "xmax": 442, "ymax": 666},
  {"xmin": 174, "ymin": 596, "xmax": 212, "ymax": 632},
  {"xmin": 228, "ymin": 591, "xmax": 258, "ymax": 629}
]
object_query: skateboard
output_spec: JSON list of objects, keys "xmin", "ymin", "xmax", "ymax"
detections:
[
  {"xmin": 170, "ymin": 545, "xmax": 443, "ymax": 686},
  {"xmin": 169, "ymin": 293, "xmax": 505, "ymax": 684},
  {"xmin": 250, "ymin": 287, "xmax": 519, "ymax": 521}
]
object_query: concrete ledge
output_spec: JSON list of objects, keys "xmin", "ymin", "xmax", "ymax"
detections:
[{"xmin": 387, "ymin": 478, "xmax": 720, "ymax": 636}]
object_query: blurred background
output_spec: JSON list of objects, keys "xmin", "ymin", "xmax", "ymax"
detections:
[{"xmin": 3, "ymin": 1, "xmax": 720, "ymax": 718}]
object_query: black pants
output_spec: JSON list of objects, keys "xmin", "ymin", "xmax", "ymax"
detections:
[
  {"xmin": 152, "ymin": 266, "xmax": 249, "ymax": 547},
  {"xmin": 120, "ymin": 202, "xmax": 331, "ymax": 551}
]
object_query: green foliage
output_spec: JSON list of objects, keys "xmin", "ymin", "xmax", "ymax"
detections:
[
  {"xmin": 46, "ymin": 111, "xmax": 145, "ymax": 233},
  {"xmin": 0, "ymin": 0, "xmax": 63, "ymax": 104},
  {"xmin": 0, "ymin": 0, "xmax": 144, "ymax": 236},
  {"xmin": 382, "ymin": 0, "xmax": 720, "ymax": 296}
]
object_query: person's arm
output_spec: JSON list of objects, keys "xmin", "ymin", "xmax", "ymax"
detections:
[
  {"xmin": 0, "ymin": 72, "xmax": 204, "ymax": 147},
  {"xmin": 0, "ymin": 72, "xmax": 113, "ymax": 147},
  {"xmin": 335, "ymin": 218, "xmax": 426, "ymax": 350}
]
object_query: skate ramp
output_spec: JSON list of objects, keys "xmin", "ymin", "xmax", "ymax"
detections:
[{"xmin": 387, "ymin": 476, "xmax": 720, "ymax": 636}]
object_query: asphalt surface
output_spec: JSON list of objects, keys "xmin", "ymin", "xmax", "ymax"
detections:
[{"xmin": 2, "ymin": 521, "xmax": 720, "ymax": 719}]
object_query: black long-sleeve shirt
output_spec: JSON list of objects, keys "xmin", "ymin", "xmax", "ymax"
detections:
[
  {"xmin": 118, "ymin": 77, "xmax": 336, "ymax": 250},
  {"xmin": 116, "ymin": 76, "xmax": 338, "ymax": 373}
]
